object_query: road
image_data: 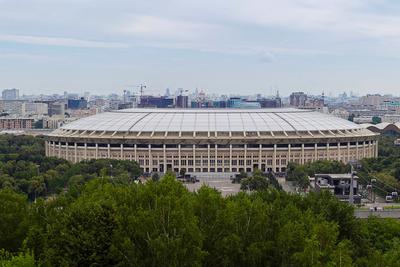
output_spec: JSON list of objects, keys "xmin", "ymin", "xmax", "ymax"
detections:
[{"xmin": 355, "ymin": 209, "xmax": 400, "ymax": 219}]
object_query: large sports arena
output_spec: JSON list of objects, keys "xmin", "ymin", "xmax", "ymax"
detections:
[{"xmin": 46, "ymin": 108, "xmax": 378, "ymax": 174}]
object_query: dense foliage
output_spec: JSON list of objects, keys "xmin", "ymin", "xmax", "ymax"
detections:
[
  {"xmin": 358, "ymin": 136, "xmax": 400, "ymax": 196},
  {"xmin": 1, "ymin": 134, "xmax": 400, "ymax": 266},
  {"xmin": 240, "ymin": 169, "xmax": 282, "ymax": 191},
  {"xmin": 0, "ymin": 134, "xmax": 141, "ymax": 201},
  {"xmin": 2, "ymin": 176, "xmax": 400, "ymax": 266}
]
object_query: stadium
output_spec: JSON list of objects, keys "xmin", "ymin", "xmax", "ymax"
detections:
[{"xmin": 46, "ymin": 108, "xmax": 378, "ymax": 174}]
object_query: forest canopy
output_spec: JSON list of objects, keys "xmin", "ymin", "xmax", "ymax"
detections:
[{"xmin": 1, "ymin": 134, "xmax": 400, "ymax": 266}]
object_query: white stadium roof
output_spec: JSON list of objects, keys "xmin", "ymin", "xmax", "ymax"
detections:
[{"xmin": 60, "ymin": 108, "xmax": 363, "ymax": 133}]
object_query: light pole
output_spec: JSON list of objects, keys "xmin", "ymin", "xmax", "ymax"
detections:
[{"xmin": 348, "ymin": 160, "xmax": 359, "ymax": 205}]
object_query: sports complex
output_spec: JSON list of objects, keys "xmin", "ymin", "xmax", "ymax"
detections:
[{"xmin": 46, "ymin": 108, "xmax": 378, "ymax": 174}]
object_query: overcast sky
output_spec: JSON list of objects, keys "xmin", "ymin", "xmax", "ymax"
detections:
[{"xmin": 1, "ymin": 0, "xmax": 400, "ymax": 96}]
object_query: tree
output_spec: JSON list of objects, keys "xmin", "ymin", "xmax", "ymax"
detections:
[
  {"xmin": 372, "ymin": 116, "xmax": 382, "ymax": 125},
  {"xmin": 0, "ymin": 250, "xmax": 35, "ymax": 267},
  {"xmin": 151, "ymin": 172, "xmax": 160, "ymax": 182},
  {"xmin": 0, "ymin": 190, "xmax": 29, "ymax": 252},
  {"xmin": 232, "ymin": 171, "xmax": 247, "ymax": 184},
  {"xmin": 240, "ymin": 170, "xmax": 269, "ymax": 191}
]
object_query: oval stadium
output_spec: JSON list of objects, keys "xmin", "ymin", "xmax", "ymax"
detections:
[{"xmin": 46, "ymin": 108, "xmax": 378, "ymax": 174}]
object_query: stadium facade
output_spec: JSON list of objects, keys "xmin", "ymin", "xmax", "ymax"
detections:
[{"xmin": 46, "ymin": 108, "xmax": 378, "ymax": 174}]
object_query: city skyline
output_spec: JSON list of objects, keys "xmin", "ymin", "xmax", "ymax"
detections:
[{"xmin": 1, "ymin": 0, "xmax": 400, "ymax": 95}]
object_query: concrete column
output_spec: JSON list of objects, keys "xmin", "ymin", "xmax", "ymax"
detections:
[
  {"xmin": 229, "ymin": 144, "xmax": 232, "ymax": 172},
  {"xmin": 273, "ymin": 144, "xmax": 277, "ymax": 172},
  {"xmin": 84, "ymin": 143, "xmax": 87, "ymax": 159},
  {"xmin": 363, "ymin": 141, "xmax": 366, "ymax": 158},
  {"xmin": 148, "ymin": 144, "xmax": 152, "ymax": 172},
  {"xmin": 179, "ymin": 144, "xmax": 182, "ymax": 171},
  {"xmin": 259, "ymin": 144, "xmax": 262, "ymax": 169},
  {"xmin": 288, "ymin": 144, "xmax": 291, "ymax": 162},
  {"xmin": 314, "ymin": 143, "xmax": 318, "ymax": 162},
  {"xmin": 65, "ymin": 142, "xmax": 69, "ymax": 161},
  {"xmin": 207, "ymin": 144, "xmax": 210, "ymax": 172},
  {"xmin": 375, "ymin": 140, "xmax": 379, "ymax": 157},
  {"xmin": 164, "ymin": 144, "xmax": 167, "ymax": 173},
  {"xmin": 52, "ymin": 141, "xmax": 56, "ymax": 156},
  {"xmin": 74, "ymin": 143, "xmax": 77, "ymax": 163},
  {"xmin": 244, "ymin": 144, "xmax": 247, "ymax": 171},
  {"xmin": 337, "ymin": 143, "xmax": 341, "ymax": 162},
  {"xmin": 301, "ymin": 144, "xmax": 305, "ymax": 164},
  {"xmin": 120, "ymin": 144, "xmax": 124, "ymax": 160},
  {"xmin": 347, "ymin": 142, "xmax": 350, "ymax": 162},
  {"xmin": 134, "ymin": 144, "xmax": 137, "ymax": 161},
  {"xmin": 326, "ymin": 143, "xmax": 330, "ymax": 160},
  {"xmin": 95, "ymin": 143, "xmax": 98, "ymax": 159},
  {"xmin": 107, "ymin": 144, "xmax": 111, "ymax": 158},
  {"xmin": 215, "ymin": 144, "xmax": 218, "ymax": 171},
  {"xmin": 356, "ymin": 141, "xmax": 359, "ymax": 160}
]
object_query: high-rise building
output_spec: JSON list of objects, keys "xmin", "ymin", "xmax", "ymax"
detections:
[
  {"xmin": 289, "ymin": 92, "xmax": 307, "ymax": 107},
  {"xmin": 22, "ymin": 102, "xmax": 49, "ymax": 116},
  {"xmin": 176, "ymin": 95, "xmax": 189, "ymax": 108},
  {"xmin": 0, "ymin": 100, "xmax": 26, "ymax": 115},
  {"xmin": 68, "ymin": 98, "xmax": 88, "ymax": 110},
  {"xmin": 2, "ymin": 88, "xmax": 19, "ymax": 100},
  {"xmin": 139, "ymin": 96, "xmax": 174, "ymax": 108},
  {"xmin": 49, "ymin": 102, "xmax": 65, "ymax": 116}
]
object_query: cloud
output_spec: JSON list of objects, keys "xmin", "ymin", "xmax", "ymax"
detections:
[
  {"xmin": 116, "ymin": 15, "xmax": 222, "ymax": 40},
  {"xmin": 259, "ymin": 51, "xmax": 275, "ymax": 63},
  {"xmin": 0, "ymin": 34, "xmax": 129, "ymax": 48},
  {"xmin": 0, "ymin": 52, "xmax": 51, "ymax": 61}
]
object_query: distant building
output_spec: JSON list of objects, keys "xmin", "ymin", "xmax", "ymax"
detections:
[
  {"xmin": 48, "ymin": 102, "xmax": 65, "ymax": 116},
  {"xmin": 227, "ymin": 98, "xmax": 242, "ymax": 108},
  {"xmin": 240, "ymin": 101, "xmax": 261, "ymax": 109},
  {"xmin": 258, "ymin": 98, "xmax": 281, "ymax": 108},
  {"xmin": 2, "ymin": 88, "xmax": 19, "ymax": 100},
  {"xmin": 289, "ymin": 92, "xmax": 307, "ymax": 107},
  {"xmin": 353, "ymin": 117, "xmax": 373, "ymax": 124},
  {"xmin": 0, "ymin": 100, "xmax": 27, "ymax": 115},
  {"xmin": 212, "ymin": 100, "xmax": 227, "ymax": 108},
  {"xmin": 139, "ymin": 96, "xmax": 174, "ymax": 108},
  {"xmin": 0, "ymin": 118, "xmax": 33, "ymax": 129},
  {"xmin": 331, "ymin": 108, "xmax": 350, "ymax": 120},
  {"xmin": 176, "ymin": 95, "xmax": 189, "ymax": 108},
  {"xmin": 359, "ymin": 94, "xmax": 386, "ymax": 109},
  {"xmin": 43, "ymin": 116, "xmax": 78, "ymax": 129},
  {"xmin": 382, "ymin": 114, "xmax": 400, "ymax": 123},
  {"xmin": 22, "ymin": 102, "xmax": 48, "ymax": 116},
  {"xmin": 118, "ymin": 102, "xmax": 133, "ymax": 110},
  {"xmin": 68, "ymin": 98, "xmax": 88, "ymax": 110}
]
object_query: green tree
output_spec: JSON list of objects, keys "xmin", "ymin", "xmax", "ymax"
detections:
[
  {"xmin": 240, "ymin": 169, "xmax": 269, "ymax": 191},
  {"xmin": 372, "ymin": 116, "xmax": 382, "ymax": 125},
  {"xmin": 0, "ymin": 190, "xmax": 29, "ymax": 252}
]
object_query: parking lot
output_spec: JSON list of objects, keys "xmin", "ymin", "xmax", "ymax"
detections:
[{"xmin": 184, "ymin": 176, "xmax": 241, "ymax": 196}]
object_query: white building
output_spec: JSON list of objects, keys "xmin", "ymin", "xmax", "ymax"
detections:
[
  {"xmin": 22, "ymin": 102, "xmax": 49, "ymax": 116},
  {"xmin": 46, "ymin": 108, "xmax": 378, "ymax": 174}
]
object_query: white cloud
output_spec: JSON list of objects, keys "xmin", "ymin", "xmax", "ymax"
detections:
[
  {"xmin": 117, "ymin": 15, "xmax": 222, "ymax": 40},
  {"xmin": 0, "ymin": 52, "xmax": 51, "ymax": 61},
  {"xmin": 0, "ymin": 34, "xmax": 129, "ymax": 48}
]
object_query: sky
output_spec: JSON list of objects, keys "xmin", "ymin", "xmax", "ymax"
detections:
[{"xmin": 1, "ymin": 0, "xmax": 400, "ymax": 96}]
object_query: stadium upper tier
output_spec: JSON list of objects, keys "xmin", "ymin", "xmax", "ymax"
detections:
[{"xmin": 54, "ymin": 108, "xmax": 367, "ymax": 136}]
